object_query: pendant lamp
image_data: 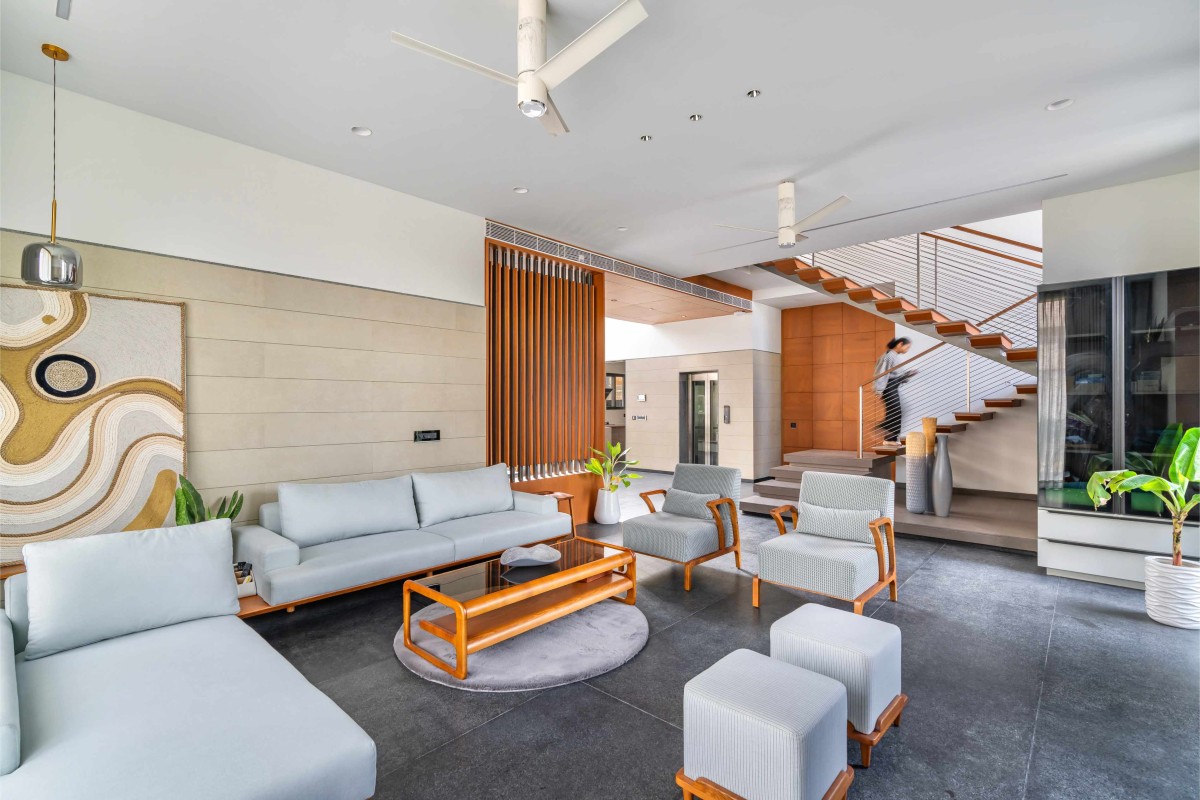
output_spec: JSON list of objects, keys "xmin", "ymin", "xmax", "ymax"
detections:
[{"xmin": 21, "ymin": 43, "xmax": 82, "ymax": 290}]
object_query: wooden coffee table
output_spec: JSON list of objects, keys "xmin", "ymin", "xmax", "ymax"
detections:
[{"xmin": 402, "ymin": 536, "xmax": 636, "ymax": 679}]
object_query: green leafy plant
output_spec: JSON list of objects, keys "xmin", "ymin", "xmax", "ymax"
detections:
[
  {"xmin": 1087, "ymin": 427, "xmax": 1198, "ymax": 567},
  {"xmin": 175, "ymin": 475, "xmax": 244, "ymax": 525},
  {"xmin": 584, "ymin": 441, "xmax": 642, "ymax": 493}
]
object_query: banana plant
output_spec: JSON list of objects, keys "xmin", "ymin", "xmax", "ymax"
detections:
[
  {"xmin": 175, "ymin": 475, "xmax": 244, "ymax": 526},
  {"xmin": 584, "ymin": 441, "xmax": 642, "ymax": 493},
  {"xmin": 1087, "ymin": 427, "xmax": 1199, "ymax": 567}
]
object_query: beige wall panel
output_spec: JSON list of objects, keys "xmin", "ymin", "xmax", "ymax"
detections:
[
  {"xmin": 259, "ymin": 411, "xmax": 486, "ymax": 448},
  {"xmin": 455, "ymin": 304, "xmax": 486, "ymax": 333},
  {"xmin": 372, "ymin": 437, "xmax": 486, "ymax": 473},
  {"xmin": 186, "ymin": 299, "xmax": 377, "ymax": 349},
  {"xmin": 186, "ymin": 413, "xmax": 267, "ymax": 452},
  {"xmin": 188, "ymin": 443, "xmax": 377, "ymax": 489},
  {"xmin": 187, "ymin": 376, "xmax": 377, "ymax": 414},
  {"xmin": 187, "ymin": 339, "xmax": 267, "ymax": 378},
  {"xmin": 370, "ymin": 383, "xmax": 484, "ymax": 413},
  {"xmin": 370, "ymin": 320, "xmax": 484, "ymax": 358}
]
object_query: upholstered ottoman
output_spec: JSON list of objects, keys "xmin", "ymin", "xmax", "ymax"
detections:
[
  {"xmin": 771, "ymin": 604, "xmax": 908, "ymax": 768},
  {"xmin": 677, "ymin": 649, "xmax": 853, "ymax": 800}
]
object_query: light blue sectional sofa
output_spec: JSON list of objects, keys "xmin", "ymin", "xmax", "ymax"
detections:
[
  {"xmin": 233, "ymin": 464, "xmax": 573, "ymax": 609},
  {"xmin": 0, "ymin": 519, "xmax": 376, "ymax": 800}
]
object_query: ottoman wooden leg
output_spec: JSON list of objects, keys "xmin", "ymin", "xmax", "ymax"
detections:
[
  {"xmin": 684, "ymin": 564, "xmax": 693, "ymax": 592},
  {"xmin": 752, "ymin": 577, "xmax": 760, "ymax": 608}
]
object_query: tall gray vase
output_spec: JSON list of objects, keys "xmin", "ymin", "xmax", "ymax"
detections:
[{"xmin": 931, "ymin": 433, "xmax": 953, "ymax": 517}]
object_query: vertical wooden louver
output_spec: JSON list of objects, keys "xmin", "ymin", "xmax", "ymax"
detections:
[{"xmin": 486, "ymin": 241, "xmax": 605, "ymax": 482}]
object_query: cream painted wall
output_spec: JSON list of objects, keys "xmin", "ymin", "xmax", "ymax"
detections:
[
  {"xmin": 1, "ymin": 71, "xmax": 485, "ymax": 305},
  {"xmin": 623, "ymin": 350, "xmax": 780, "ymax": 481},
  {"xmin": 605, "ymin": 303, "xmax": 781, "ymax": 361},
  {"xmin": 1, "ymin": 232, "xmax": 485, "ymax": 525},
  {"xmin": 1043, "ymin": 171, "xmax": 1199, "ymax": 283}
]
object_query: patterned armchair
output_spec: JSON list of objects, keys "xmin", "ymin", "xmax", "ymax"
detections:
[
  {"xmin": 755, "ymin": 471, "xmax": 897, "ymax": 614},
  {"xmin": 621, "ymin": 464, "xmax": 742, "ymax": 591}
]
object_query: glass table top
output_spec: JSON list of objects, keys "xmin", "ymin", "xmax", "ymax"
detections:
[{"xmin": 410, "ymin": 536, "xmax": 629, "ymax": 604}]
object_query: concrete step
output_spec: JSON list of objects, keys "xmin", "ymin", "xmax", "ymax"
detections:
[
  {"xmin": 782, "ymin": 449, "xmax": 892, "ymax": 469},
  {"xmin": 740, "ymin": 495, "xmax": 787, "ymax": 516},
  {"xmin": 769, "ymin": 462, "xmax": 886, "ymax": 482},
  {"xmin": 755, "ymin": 480, "xmax": 803, "ymax": 501}
]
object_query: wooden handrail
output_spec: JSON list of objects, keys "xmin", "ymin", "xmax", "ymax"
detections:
[
  {"xmin": 951, "ymin": 225, "xmax": 1043, "ymax": 253},
  {"xmin": 921, "ymin": 231, "xmax": 1042, "ymax": 269},
  {"xmin": 976, "ymin": 292, "xmax": 1037, "ymax": 326},
  {"xmin": 860, "ymin": 342, "xmax": 944, "ymax": 387}
]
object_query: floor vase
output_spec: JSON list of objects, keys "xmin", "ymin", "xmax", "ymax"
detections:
[
  {"xmin": 594, "ymin": 489, "xmax": 621, "ymax": 524},
  {"xmin": 904, "ymin": 432, "xmax": 928, "ymax": 514},
  {"xmin": 931, "ymin": 432, "xmax": 953, "ymax": 517}
]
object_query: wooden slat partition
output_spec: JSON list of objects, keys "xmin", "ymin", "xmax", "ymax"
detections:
[{"xmin": 486, "ymin": 241, "xmax": 605, "ymax": 489}]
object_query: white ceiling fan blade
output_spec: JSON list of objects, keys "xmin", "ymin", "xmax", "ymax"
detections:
[
  {"xmin": 698, "ymin": 235, "xmax": 777, "ymax": 255},
  {"xmin": 534, "ymin": 0, "xmax": 648, "ymax": 91},
  {"xmin": 390, "ymin": 31, "xmax": 517, "ymax": 86},
  {"xmin": 56, "ymin": 0, "xmax": 71, "ymax": 19},
  {"xmin": 791, "ymin": 195, "xmax": 851, "ymax": 233},
  {"xmin": 714, "ymin": 223, "xmax": 778, "ymax": 235},
  {"xmin": 540, "ymin": 93, "xmax": 570, "ymax": 136}
]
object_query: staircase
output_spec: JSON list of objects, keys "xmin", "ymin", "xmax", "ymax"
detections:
[{"xmin": 742, "ymin": 225, "xmax": 1041, "ymax": 516}]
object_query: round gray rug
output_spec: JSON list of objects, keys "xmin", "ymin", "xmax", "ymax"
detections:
[{"xmin": 394, "ymin": 600, "xmax": 648, "ymax": 692}]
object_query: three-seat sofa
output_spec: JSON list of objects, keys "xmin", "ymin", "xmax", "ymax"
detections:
[{"xmin": 233, "ymin": 463, "xmax": 573, "ymax": 610}]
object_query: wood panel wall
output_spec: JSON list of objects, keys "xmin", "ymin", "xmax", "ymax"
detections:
[
  {"xmin": 485, "ymin": 241, "xmax": 604, "ymax": 517},
  {"xmin": 782, "ymin": 303, "xmax": 894, "ymax": 453},
  {"xmin": 0, "ymin": 231, "xmax": 486, "ymax": 524}
]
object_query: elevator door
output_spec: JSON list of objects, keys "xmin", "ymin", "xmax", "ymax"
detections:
[{"xmin": 685, "ymin": 372, "xmax": 719, "ymax": 465}]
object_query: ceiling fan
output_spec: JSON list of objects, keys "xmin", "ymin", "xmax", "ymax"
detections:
[
  {"xmin": 712, "ymin": 182, "xmax": 851, "ymax": 251},
  {"xmin": 390, "ymin": 0, "xmax": 648, "ymax": 136}
]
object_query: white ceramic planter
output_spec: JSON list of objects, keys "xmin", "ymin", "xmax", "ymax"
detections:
[
  {"xmin": 594, "ymin": 489, "xmax": 621, "ymax": 525},
  {"xmin": 1143, "ymin": 556, "xmax": 1200, "ymax": 629}
]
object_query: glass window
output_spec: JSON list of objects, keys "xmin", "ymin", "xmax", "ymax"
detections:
[{"xmin": 1123, "ymin": 267, "xmax": 1200, "ymax": 519}]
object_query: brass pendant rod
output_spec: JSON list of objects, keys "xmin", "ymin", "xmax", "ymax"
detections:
[{"xmin": 50, "ymin": 56, "xmax": 57, "ymax": 242}]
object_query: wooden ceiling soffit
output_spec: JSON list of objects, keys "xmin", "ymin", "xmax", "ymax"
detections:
[{"xmin": 485, "ymin": 220, "xmax": 752, "ymax": 325}]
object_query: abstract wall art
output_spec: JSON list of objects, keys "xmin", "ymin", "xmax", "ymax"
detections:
[{"xmin": 1, "ymin": 285, "xmax": 185, "ymax": 566}]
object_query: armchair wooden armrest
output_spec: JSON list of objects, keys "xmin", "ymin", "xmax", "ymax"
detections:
[
  {"xmin": 640, "ymin": 489, "xmax": 667, "ymax": 513},
  {"xmin": 770, "ymin": 504, "xmax": 798, "ymax": 537},
  {"xmin": 868, "ymin": 516, "xmax": 896, "ymax": 581},
  {"xmin": 706, "ymin": 497, "xmax": 741, "ymax": 553}
]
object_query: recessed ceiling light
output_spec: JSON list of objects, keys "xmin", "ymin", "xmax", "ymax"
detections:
[
  {"xmin": 746, "ymin": 89, "xmax": 762, "ymax": 98},
  {"xmin": 639, "ymin": 134, "xmax": 652, "ymax": 142},
  {"xmin": 689, "ymin": 114, "xmax": 702, "ymax": 122},
  {"xmin": 617, "ymin": 226, "xmax": 629, "ymax": 231},
  {"xmin": 512, "ymin": 187, "xmax": 529, "ymax": 194},
  {"xmin": 350, "ymin": 126, "xmax": 372, "ymax": 136},
  {"xmin": 1045, "ymin": 98, "xmax": 1073, "ymax": 111}
]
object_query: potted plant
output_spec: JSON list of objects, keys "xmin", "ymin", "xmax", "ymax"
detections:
[
  {"xmin": 1087, "ymin": 427, "xmax": 1199, "ymax": 628},
  {"xmin": 175, "ymin": 475, "xmax": 244, "ymax": 525},
  {"xmin": 584, "ymin": 442, "xmax": 641, "ymax": 525}
]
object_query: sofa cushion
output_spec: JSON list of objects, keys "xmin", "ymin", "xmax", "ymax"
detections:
[
  {"xmin": 662, "ymin": 488, "xmax": 719, "ymax": 520},
  {"xmin": 278, "ymin": 476, "xmax": 419, "ymax": 547},
  {"xmin": 259, "ymin": 531, "xmax": 456, "ymax": 607},
  {"xmin": 758, "ymin": 532, "xmax": 884, "ymax": 600},
  {"xmin": 2, "ymin": 574, "xmax": 29, "ymax": 655},
  {"xmin": 421, "ymin": 510, "xmax": 570, "ymax": 561},
  {"xmin": 0, "ymin": 616, "xmax": 18, "ymax": 776},
  {"xmin": 622, "ymin": 512, "xmax": 725, "ymax": 562},
  {"xmin": 411, "ymin": 464, "xmax": 514, "ymax": 527},
  {"xmin": 796, "ymin": 502, "xmax": 879, "ymax": 545},
  {"xmin": 21, "ymin": 520, "xmax": 239, "ymax": 661},
  {"xmin": 0, "ymin": 616, "xmax": 375, "ymax": 800}
]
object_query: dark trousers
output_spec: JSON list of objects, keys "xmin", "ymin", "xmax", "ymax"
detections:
[{"xmin": 880, "ymin": 378, "xmax": 902, "ymax": 441}]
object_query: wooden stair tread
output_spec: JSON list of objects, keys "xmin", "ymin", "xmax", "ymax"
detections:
[
  {"xmin": 936, "ymin": 423, "xmax": 968, "ymax": 433},
  {"xmin": 936, "ymin": 320, "xmax": 982, "ymax": 337},
  {"xmin": 875, "ymin": 297, "xmax": 917, "ymax": 314},
  {"xmin": 903, "ymin": 309, "xmax": 950, "ymax": 324},
  {"xmin": 1015, "ymin": 383, "xmax": 1038, "ymax": 394},
  {"xmin": 954, "ymin": 411, "xmax": 995, "ymax": 422},
  {"xmin": 820, "ymin": 276, "xmax": 862, "ymax": 294},
  {"xmin": 795, "ymin": 266, "xmax": 835, "ymax": 283},
  {"xmin": 984, "ymin": 398, "xmax": 1024, "ymax": 408},
  {"xmin": 969, "ymin": 332, "xmax": 1014, "ymax": 350},
  {"xmin": 1006, "ymin": 347, "xmax": 1037, "ymax": 362},
  {"xmin": 847, "ymin": 287, "xmax": 891, "ymax": 302}
]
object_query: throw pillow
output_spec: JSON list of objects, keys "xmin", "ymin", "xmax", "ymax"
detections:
[
  {"xmin": 795, "ymin": 502, "xmax": 878, "ymax": 544},
  {"xmin": 22, "ymin": 519, "xmax": 239, "ymax": 660},
  {"xmin": 278, "ymin": 475, "xmax": 419, "ymax": 547},
  {"xmin": 411, "ymin": 463, "xmax": 515, "ymax": 527},
  {"xmin": 662, "ymin": 488, "xmax": 720, "ymax": 520}
]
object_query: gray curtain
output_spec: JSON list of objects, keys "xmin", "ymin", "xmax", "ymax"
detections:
[{"xmin": 1037, "ymin": 294, "xmax": 1066, "ymax": 489}]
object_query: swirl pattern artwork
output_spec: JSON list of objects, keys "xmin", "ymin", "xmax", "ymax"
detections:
[{"xmin": 0, "ymin": 285, "xmax": 185, "ymax": 566}]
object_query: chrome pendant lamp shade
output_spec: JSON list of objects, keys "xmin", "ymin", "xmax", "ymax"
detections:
[{"xmin": 22, "ymin": 43, "xmax": 82, "ymax": 290}]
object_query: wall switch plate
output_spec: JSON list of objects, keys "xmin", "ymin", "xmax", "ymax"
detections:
[
  {"xmin": 632, "ymin": 415, "xmax": 648, "ymax": 421},
  {"xmin": 723, "ymin": 405, "xmax": 730, "ymax": 424},
  {"xmin": 637, "ymin": 394, "xmax": 646, "ymax": 402},
  {"xmin": 413, "ymin": 430, "xmax": 441, "ymax": 442},
  {"xmin": 790, "ymin": 422, "xmax": 797, "ymax": 429}
]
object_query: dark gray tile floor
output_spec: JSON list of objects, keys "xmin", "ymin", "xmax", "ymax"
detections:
[{"xmin": 247, "ymin": 474, "xmax": 1199, "ymax": 799}]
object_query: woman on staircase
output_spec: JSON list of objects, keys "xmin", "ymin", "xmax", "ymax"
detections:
[{"xmin": 874, "ymin": 337, "xmax": 917, "ymax": 444}]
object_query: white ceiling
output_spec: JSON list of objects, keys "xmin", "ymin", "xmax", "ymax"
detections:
[{"xmin": 2, "ymin": 0, "xmax": 1196, "ymax": 278}]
